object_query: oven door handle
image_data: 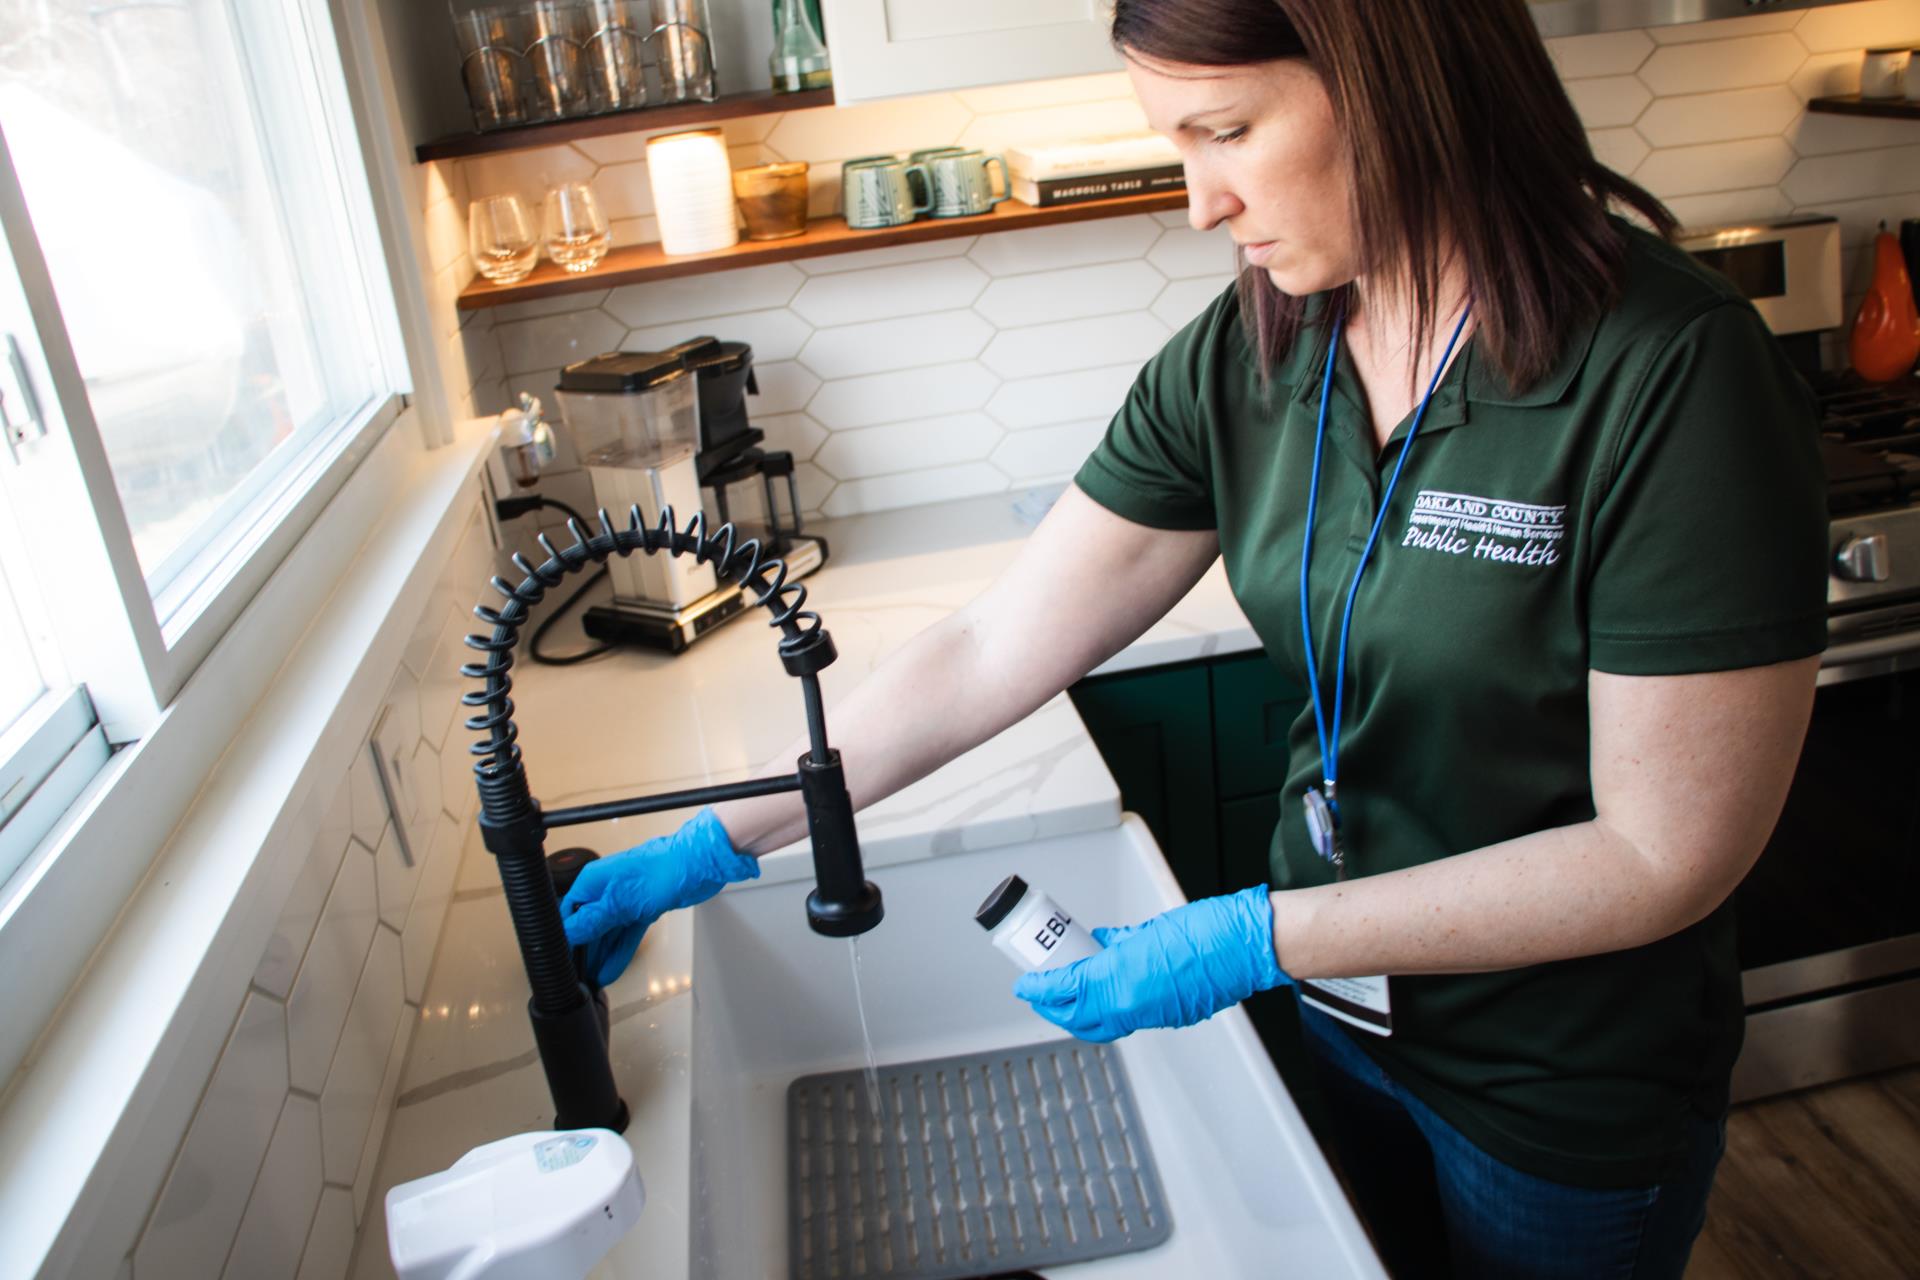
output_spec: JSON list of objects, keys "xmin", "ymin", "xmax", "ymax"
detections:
[{"xmin": 1818, "ymin": 630, "xmax": 1920, "ymax": 685}]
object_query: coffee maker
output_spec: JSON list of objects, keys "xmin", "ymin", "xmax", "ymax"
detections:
[{"xmin": 553, "ymin": 337, "xmax": 826, "ymax": 653}]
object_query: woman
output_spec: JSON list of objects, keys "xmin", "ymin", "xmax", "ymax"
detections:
[{"xmin": 559, "ymin": 1, "xmax": 1827, "ymax": 1275}]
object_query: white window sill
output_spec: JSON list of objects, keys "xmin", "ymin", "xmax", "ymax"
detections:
[{"xmin": 0, "ymin": 413, "xmax": 496, "ymax": 1279}]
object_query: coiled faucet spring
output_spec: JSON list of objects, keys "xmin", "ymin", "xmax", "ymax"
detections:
[{"xmin": 453, "ymin": 502, "xmax": 880, "ymax": 1132}]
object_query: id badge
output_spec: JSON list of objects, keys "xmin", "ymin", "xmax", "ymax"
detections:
[
  {"xmin": 1303, "ymin": 786, "xmax": 1341, "ymax": 869},
  {"xmin": 1301, "ymin": 976, "xmax": 1393, "ymax": 1037}
]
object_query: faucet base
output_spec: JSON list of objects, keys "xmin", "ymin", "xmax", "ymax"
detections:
[{"xmin": 529, "ymin": 987, "xmax": 631, "ymax": 1133}]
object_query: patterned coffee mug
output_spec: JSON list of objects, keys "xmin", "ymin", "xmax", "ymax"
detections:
[
  {"xmin": 843, "ymin": 159, "xmax": 933, "ymax": 229},
  {"xmin": 926, "ymin": 150, "xmax": 1010, "ymax": 218},
  {"xmin": 847, "ymin": 152, "xmax": 933, "ymax": 211}
]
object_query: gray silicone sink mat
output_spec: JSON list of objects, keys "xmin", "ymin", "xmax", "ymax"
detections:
[{"xmin": 786, "ymin": 1039, "xmax": 1173, "ymax": 1279}]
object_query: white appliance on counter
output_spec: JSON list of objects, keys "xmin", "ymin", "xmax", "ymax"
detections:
[{"xmin": 386, "ymin": 1129, "xmax": 645, "ymax": 1280}]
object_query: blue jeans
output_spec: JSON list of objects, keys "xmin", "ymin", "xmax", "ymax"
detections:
[{"xmin": 1298, "ymin": 1002, "xmax": 1726, "ymax": 1280}]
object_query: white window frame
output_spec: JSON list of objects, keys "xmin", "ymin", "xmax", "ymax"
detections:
[
  {"xmin": 0, "ymin": 688, "xmax": 109, "ymax": 888},
  {"xmin": 0, "ymin": 0, "xmax": 493, "ymax": 1264},
  {"xmin": 0, "ymin": 0, "xmax": 412, "ymax": 748}
]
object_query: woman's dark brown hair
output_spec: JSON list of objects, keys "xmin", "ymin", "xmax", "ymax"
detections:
[{"xmin": 1111, "ymin": 0, "xmax": 1676, "ymax": 395}]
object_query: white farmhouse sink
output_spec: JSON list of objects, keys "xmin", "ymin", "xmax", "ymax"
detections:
[{"xmin": 682, "ymin": 817, "xmax": 1385, "ymax": 1278}]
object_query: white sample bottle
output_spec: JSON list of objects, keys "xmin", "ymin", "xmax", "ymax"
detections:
[{"xmin": 975, "ymin": 874, "xmax": 1102, "ymax": 971}]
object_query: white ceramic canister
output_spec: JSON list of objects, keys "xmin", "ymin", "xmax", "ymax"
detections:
[{"xmin": 975, "ymin": 874, "xmax": 1102, "ymax": 971}]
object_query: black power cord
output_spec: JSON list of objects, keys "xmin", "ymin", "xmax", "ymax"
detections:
[{"xmin": 496, "ymin": 494, "xmax": 613, "ymax": 665}]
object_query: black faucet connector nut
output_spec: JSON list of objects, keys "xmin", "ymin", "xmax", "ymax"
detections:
[
  {"xmin": 780, "ymin": 626, "xmax": 837, "ymax": 678},
  {"xmin": 479, "ymin": 804, "xmax": 548, "ymax": 858}
]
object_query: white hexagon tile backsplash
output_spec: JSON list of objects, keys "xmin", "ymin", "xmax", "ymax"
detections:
[{"xmin": 455, "ymin": 5, "xmax": 1920, "ymax": 526}]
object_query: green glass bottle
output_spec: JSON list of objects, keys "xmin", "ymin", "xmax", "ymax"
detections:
[{"xmin": 770, "ymin": 0, "xmax": 832, "ymax": 92}]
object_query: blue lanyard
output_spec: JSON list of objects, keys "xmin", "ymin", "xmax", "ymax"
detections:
[{"xmin": 1299, "ymin": 304, "xmax": 1473, "ymax": 857}]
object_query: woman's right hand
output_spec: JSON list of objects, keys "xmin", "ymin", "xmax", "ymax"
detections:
[{"xmin": 560, "ymin": 807, "xmax": 759, "ymax": 986}]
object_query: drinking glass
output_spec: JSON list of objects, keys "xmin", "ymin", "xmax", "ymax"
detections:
[
  {"xmin": 527, "ymin": 1, "xmax": 591, "ymax": 120},
  {"xmin": 651, "ymin": 0, "xmax": 716, "ymax": 103},
  {"xmin": 543, "ymin": 181, "xmax": 611, "ymax": 273},
  {"xmin": 469, "ymin": 194, "xmax": 539, "ymax": 283},
  {"xmin": 583, "ymin": 0, "xmax": 648, "ymax": 112},
  {"xmin": 454, "ymin": 8, "xmax": 530, "ymax": 129}
]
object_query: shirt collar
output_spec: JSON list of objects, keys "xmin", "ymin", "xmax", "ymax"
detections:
[
  {"xmin": 1272, "ymin": 296, "xmax": 1603, "ymax": 415},
  {"xmin": 1460, "ymin": 310, "xmax": 1602, "ymax": 408}
]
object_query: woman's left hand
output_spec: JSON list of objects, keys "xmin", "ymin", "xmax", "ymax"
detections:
[{"xmin": 1012, "ymin": 886, "xmax": 1292, "ymax": 1042}]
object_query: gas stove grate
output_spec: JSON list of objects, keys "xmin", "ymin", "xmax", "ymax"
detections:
[
  {"xmin": 1814, "ymin": 375, "xmax": 1920, "ymax": 515},
  {"xmin": 1816, "ymin": 376, "xmax": 1920, "ymax": 444}
]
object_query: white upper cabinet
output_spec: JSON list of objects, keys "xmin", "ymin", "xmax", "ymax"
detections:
[{"xmin": 821, "ymin": 0, "xmax": 1123, "ymax": 103}]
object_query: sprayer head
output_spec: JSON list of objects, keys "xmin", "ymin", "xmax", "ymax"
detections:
[{"xmin": 806, "ymin": 882, "xmax": 885, "ymax": 937}]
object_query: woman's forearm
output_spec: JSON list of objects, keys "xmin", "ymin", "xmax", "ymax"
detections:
[
  {"xmin": 712, "ymin": 607, "xmax": 1056, "ymax": 855},
  {"xmin": 1268, "ymin": 817, "xmax": 1729, "ymax": 980},
  {"xmin": 711, "ymin": 490, "xmax": 1224, "ymax": 857},
  {"xmin": 1270, "ymin": 660, "xmax": 1812, "ymax": 980}
]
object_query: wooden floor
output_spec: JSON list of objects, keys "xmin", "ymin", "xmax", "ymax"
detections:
[{"xmin": 1686, "ymin": 1066, "xmax": 1920, "ymax": 1279}]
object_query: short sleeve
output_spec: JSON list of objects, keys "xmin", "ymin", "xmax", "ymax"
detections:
[
  {"xmin": 1072, "ymin": 291, "xmax": 1234, "ymax": 531},
  {"xmin": 1586, "ymin": 301, "xmax": 1828, "ymax": 674}
]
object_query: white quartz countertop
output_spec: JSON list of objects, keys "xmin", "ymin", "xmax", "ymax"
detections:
[{"xmin": 351, "ymin": 487, "xmax": 1263, "ymax": 1279}]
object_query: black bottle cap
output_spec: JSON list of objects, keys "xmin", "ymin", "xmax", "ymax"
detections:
[{"xmin": 974, "ymin": 874, "xmax": 1029, "ymax": 931}]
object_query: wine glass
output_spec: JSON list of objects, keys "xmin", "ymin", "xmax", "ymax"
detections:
[
  {"xmin": 543, "ymin": 181, "xmax": 611, "ymax": 273},
  {"xmin": 469, "ymin": 193, "xmax": 538, "ymax": 283}
]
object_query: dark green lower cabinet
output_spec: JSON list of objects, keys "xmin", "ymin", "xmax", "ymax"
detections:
[
  {"xmin": 1219, "ymin": 791, "xmax": 1283, "ymax": 893},
  {"xmin": 1067, "ymin": 652, "xmax": 1303, "ymax": 902},
  {"xmin": 1067, "ymin": 662, "xmax": 1221, "ymax": 900},
  {"xmin": 1070, "ymin": 651, "xmax": 1336, "ymax": 1149},
  {"xmin": 1210, "ymin": 652, "xmax": 1305, "ymax": 801}
]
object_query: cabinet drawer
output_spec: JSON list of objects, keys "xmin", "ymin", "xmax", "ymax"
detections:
[{"xmin": 1211, "ymin": 653, "xmax": 1306, "ymax": 800}]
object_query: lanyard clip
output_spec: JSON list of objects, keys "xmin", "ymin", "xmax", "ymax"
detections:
[{"xmin": 1304, "ymin": 783, "xmax": 1343, "ymax": 870}]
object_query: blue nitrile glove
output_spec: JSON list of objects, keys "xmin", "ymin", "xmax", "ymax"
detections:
[
  {"xmin": 560, "ymin": 807, "xmax": 759, "ymax": 986},
  {"xmin": 1012, "ymin": 886, "xmax": 1291, "ymax": 1043}
]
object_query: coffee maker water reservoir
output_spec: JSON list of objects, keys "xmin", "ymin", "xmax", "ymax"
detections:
[{"xmin": 553, "ymin": 351, "xmax": 718, "ymax": 609}]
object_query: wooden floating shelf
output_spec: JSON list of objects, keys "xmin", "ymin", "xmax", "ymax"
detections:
[
  {"xmin": 457, "ymin": 189, "xmax": 1193, "ymax": 310},
  {"xmin": 415, "ymin": 87, "xmax": 835, "ymax": 162},
  {"xmin": 1806, "ymin": 94, "xmax": 1920, "ymax": 121}
]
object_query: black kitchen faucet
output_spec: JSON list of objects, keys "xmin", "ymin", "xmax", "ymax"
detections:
[{"xmin": 460, "ymin": 505, "xmax": 882, "ymax": 1132}]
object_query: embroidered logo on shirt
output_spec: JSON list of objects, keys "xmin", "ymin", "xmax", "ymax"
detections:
[{"xmin": 1401, "ymin": 490, "xmax": 1565, "ymax": 567}]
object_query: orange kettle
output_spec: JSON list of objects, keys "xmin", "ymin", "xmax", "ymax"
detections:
[{"xmin": 1851, "ymin": 222, "xmax": 1920, "ymax": 384}]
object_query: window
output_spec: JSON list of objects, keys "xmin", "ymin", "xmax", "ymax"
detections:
[
  {"xmin": 0, "ymin": 0, "xmax": 405, "ymax": 856},
  {"xmin": 0, "ymin": 0, "xmax": 390, "ymax": 612}
]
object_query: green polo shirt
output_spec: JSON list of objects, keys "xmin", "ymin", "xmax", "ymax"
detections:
[{"xmin": 1075, "ymin": 221, "xmax": 1827, "ymax": 1188}]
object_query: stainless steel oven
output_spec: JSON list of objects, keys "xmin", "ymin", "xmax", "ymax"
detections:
[
  {"xmin": 1733, "ymin": 670, "xmax": 1920, "ymax": 1100},
  {"xmin": 1680, "ymin": 216, "xmax": 1920, "ymax": 1100}
]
